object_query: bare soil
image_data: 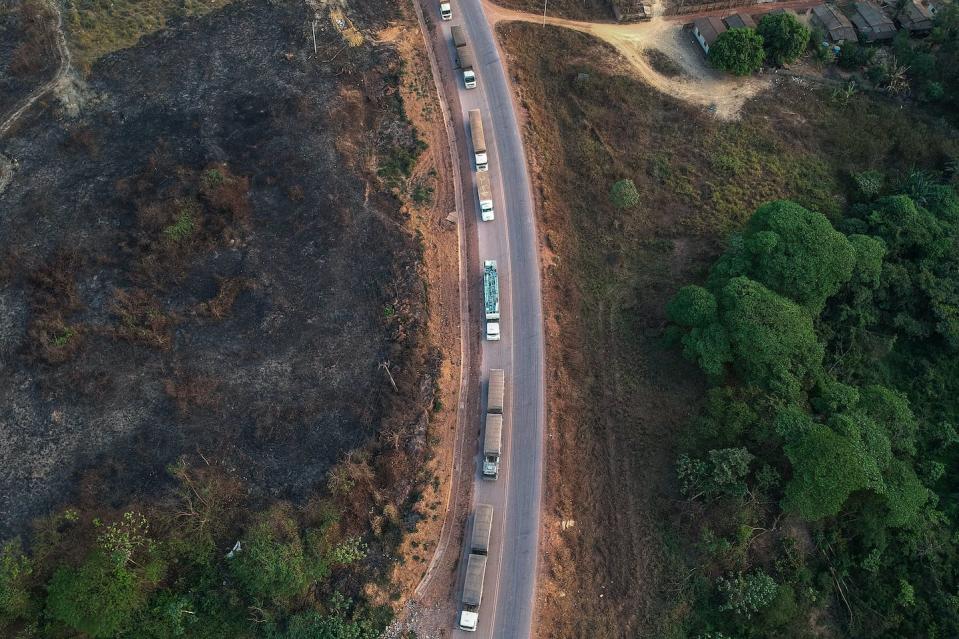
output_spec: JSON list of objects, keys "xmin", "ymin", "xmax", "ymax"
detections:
[
  {"xmin": 485, "ymin": 2, "xmax": 772, "ymax": 119},
  {"xmin": 0, "ymin": 0, "xmax": 438, "ymax": 542},
  {"xmin": 490, "ymin": 0, "xmax": 614, "ymax": 21}
]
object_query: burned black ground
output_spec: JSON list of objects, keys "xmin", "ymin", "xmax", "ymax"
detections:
[{"xmin": 0, "ymin": 0, "xmax": 428, "ymax": 539}]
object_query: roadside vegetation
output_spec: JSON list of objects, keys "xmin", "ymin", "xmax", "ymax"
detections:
[
  {"xmin": 0, "ymin": 472, "xmax": 391, "ymax": 638},
  {"xmin": 497, "ymin": 19, "xmax": 959, "ymax": 638}
]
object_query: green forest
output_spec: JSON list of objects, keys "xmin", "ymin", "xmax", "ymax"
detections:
[{"xmin": 667, "ymin": 174, "xmax": 959, "ymax": 637}]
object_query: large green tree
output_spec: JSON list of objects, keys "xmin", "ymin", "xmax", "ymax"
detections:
[
  {"xmin": 709, "ymin": 200, "xmax": 856, "ymax": 312},
  {"xmin": 783, "ymin": 424, "xmax": 877, "ymax": 520},
  {"xmin": 756, "ymin": 12, "xmax": 810, "ymax": 66},
  {"xmin": 708, "ymin": 28, "xmax": 765, "ymax": 76},
  {"xmin": 719, "ymin": 277, "xmax": 824, "ymax": 399}
]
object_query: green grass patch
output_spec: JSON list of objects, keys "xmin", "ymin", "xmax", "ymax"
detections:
[
  {"xmin": 64, "ymin": 0, "xmax": 236, "ymax": 72},
  {"xmin": 162, "ymin": 208, "xmax": 195, "ymax": 242}
]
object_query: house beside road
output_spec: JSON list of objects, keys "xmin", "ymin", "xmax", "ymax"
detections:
[
  {"xmin": 850, "ymin": 1, "xmax": 897, "ymax": 41},
  {"xmin": 693, "ymin": 16, "xmax": 727, "ymax": 54},
  {"xmin": 811, "ymin": 4, "xmax": 857, "ymax": 42}
]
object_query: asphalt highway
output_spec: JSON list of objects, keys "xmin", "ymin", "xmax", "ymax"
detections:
[{"xmin": 436, "ymin": 2, "xmax": 546, "ymax": 637}]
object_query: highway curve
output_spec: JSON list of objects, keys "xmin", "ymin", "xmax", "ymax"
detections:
[{"xmin": 429, "ymin": 0, "xmax": 547, "ymax": 636}]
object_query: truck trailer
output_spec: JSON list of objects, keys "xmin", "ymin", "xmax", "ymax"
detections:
[
  {"xmin": 471, "ymin": 504, "xmax": 494, "ymax": 554},
  {"xmin": 476, "ymin": 171, "xmax": 494, "ymax": 222},
  {"xmin": 483, "ymin": 260, "xmax": 499, "ymax": 340},
  {"xmin": 468, "ymin": 109, "xmax": 488, "ymax": 171},
  {"xmin": 459, "ymin": 553, "xmax": 488, "ymax": 632},
  {"xmin": 483, "ymin": 414, "xmax": 502, "ymax": 479},
  {"xmin": 450, "ymin": 25, "xmax": 476, "ymax": 88},
  {"xmin": 488, "ymin": 369, "xmax": 505, "ymax": 414},
  {"xmin": 439, "ymin": 0, "xmax": 452, "ymax": 20}
]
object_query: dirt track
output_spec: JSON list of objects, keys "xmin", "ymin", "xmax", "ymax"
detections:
[
  {"xmin": 0, "ymin": 0, "xmax": 70, "ymax": 139},
  {"xmin": 484, "ymin": 0, "xmax": 820, "ymax": 119}
]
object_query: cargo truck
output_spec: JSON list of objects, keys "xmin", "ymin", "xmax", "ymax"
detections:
[
  {"xmin": 450, "ymin": 25, "xmax": 477, "ymax": 88},
  {"xmin": 483, "ymin": 260, "xmax": 500, "ymax": 340},
  {"xmin": 468, "ymin": 109, "xmax": 488, "ymax": 171},
  {"xmin": 488, "ymin": 369, "xmax": 504, "ymax": 413},
  {"xmin": 476, "ymin": 171, "xmax": 494, "ymax": 222},
  {"xmin": 459, "ymin": 553, "xmax": 488, "ymax": 632},
  {"xmin": 439, "ymin": 0, "xmax": 452, "ymax": 20},
  {"xmin": 471, "ymin": 504, "xmax": 494, "ymax": 554},
  {"xmin": 483, "ymin": 413, "xmax": 502, "ymax": 479}
]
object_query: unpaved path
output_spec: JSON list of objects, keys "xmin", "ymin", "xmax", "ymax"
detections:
[
  {"xmin": 0, "ymin": 0, "xmax": 72, "ymax": 139},
  {"xmin": 483, "ymin": 0, "xmax": 815, "ymax": 119}
]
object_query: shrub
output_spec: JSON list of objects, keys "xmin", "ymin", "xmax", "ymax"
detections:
[
  {"xmin": 838, "ymin": 42, "xmax": 875, "ymax": 70},
  {"xmin": 708, "ymin": 28, "xmax": 765, "ymax": 76},
  {"xmin": 46, "ymin": 553, "xmax": 144, "ymax": 638},
  {"xmin": 609, "ymin": 178, "xmax": 641, "ymax": 209},
  {"xmin": 0, "ymin": 540, "xmax": 33, "ymax": 625},
  {"xmin": 853, "ymin": 170, "xmax": 884, "ymax": 200},
  {"xmin": 717, "ymin": 569, "xmax": 779, "ymax": 617}
]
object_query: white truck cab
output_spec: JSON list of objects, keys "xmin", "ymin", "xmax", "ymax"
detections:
[
  {"xmin": 440, "ymin": 2, "xmax": 452, "ymax": 20},
  {"xmin": 486, "ymin": 320, "xmax": 500, "ymax": 341},
  {"xmin": 459, "ymin": 610, "xmax": 479, "ymax": 631}
]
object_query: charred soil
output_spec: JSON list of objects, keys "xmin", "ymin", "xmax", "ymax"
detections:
[{"xmin": 0, "ymin": 0, "xmax": 435, "ymax": 546}]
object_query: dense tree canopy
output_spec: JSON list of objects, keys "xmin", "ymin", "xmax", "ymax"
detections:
[
  {"xmin": 668, "ymin": 183, "xmax": 959, "ymax": 638},
  {"xmin": 756, "ymin": 12, "xmax": 810, "ymax": 66}
]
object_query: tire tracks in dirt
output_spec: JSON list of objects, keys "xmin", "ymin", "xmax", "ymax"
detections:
[{"xmin": 0, "ymin": 0, "xmax": 72, "ymax": 140}]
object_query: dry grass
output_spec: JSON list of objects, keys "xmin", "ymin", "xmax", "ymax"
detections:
[
  {"xmin": 196, "ymin": 277, "xmax": 254, "ymax": 320},
  {"xmin": 110, "ymin": 287, "xmax": 177, "ymax": 349},
  {"xmin": 490, "ymin": 0, "xmax": 613, "ymax": 20}
]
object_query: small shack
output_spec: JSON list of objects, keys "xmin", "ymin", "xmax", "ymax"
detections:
[
  {"xmin": 612, "ymin": 0, "xmax": 653, "ymax": 21},
  {"xmin": 724, "ymin": 13, "xmax": 757, "ymax": 29},
  {"xmin": 850, "ymin": 1, "xmax": 897, "ymax": 41},
  {"xmin": 811, "ymin": 4, "xmax": 857, "ymax": 42},
  {"xmin": 693, "ymin": 16, "xmax": 727, "ymax": 54},
  {"xmin": 897, "ymin": 0, "xmax": 934, "ymax": 33}
]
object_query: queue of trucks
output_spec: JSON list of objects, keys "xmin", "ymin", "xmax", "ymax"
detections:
[
  {"xmin": 458, "ymin": 369, "xmax": 505, "ymax": 631},
  {"xmin": 441, "ymin": 8, "xmax": 511, "ymax": 633}
]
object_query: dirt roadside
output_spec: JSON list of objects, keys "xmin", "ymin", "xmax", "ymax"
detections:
[
  {"xmin": 383, "ymin": 0, "xmax": 482, "ymax": 635},
  {"xmin": 492, "ymin": 21, "xmax": 711, "ymax": 639}
]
